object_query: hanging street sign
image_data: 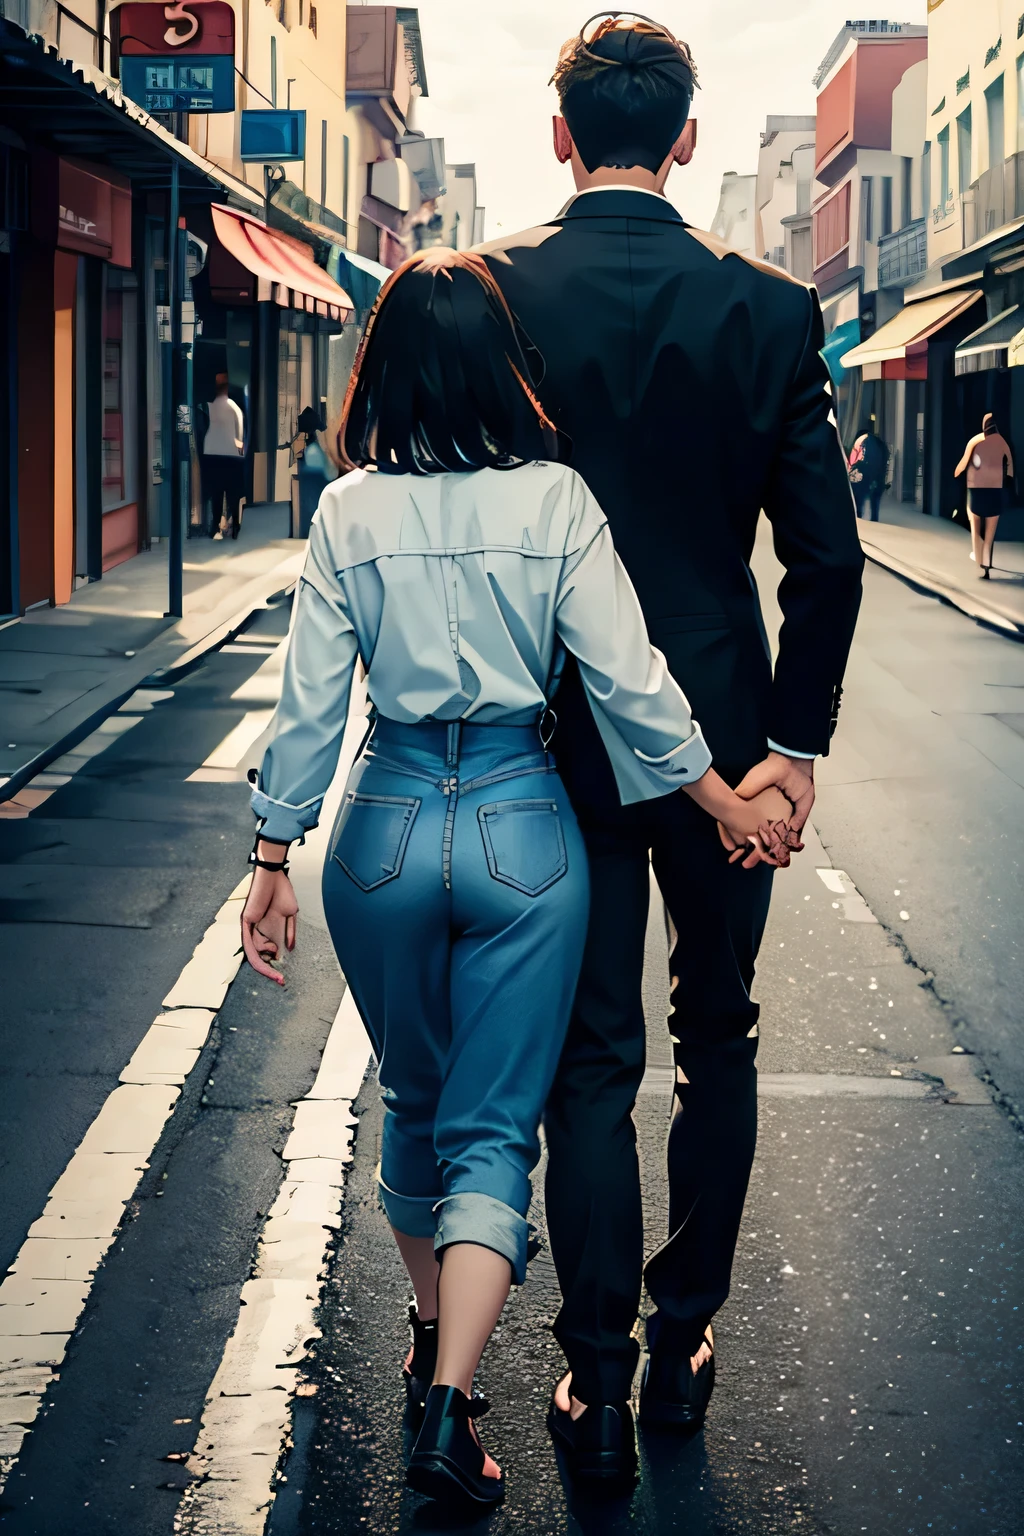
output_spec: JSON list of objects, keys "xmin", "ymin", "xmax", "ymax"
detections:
[
  {"xmin": 240, "ymin": 110, "xmax": 308, "ymax": 162},
  {"xmin": 112, "ymin": 2, "xmax": 236, "ymax": 114}
]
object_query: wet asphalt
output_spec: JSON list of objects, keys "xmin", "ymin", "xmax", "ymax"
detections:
[{"xmin": 0, "ymin": 539, "xmax": 1022, "ymax": 1535}]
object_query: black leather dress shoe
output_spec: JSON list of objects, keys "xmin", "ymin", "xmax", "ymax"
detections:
[
  {"xmin": 406, "ymin": 1385, "xmax": 505, "ymax": 1506},
  {"xmin": 547, "ymin": 1396, "xmax": 638, "ymax": 1488},
  {"xmin": 637, "ymin": 1329, "xmax": 715, "ymax": 1432},
  {"xmin": 402, "ymin": 1306, "xmax": 437, "ymax": 1423}
]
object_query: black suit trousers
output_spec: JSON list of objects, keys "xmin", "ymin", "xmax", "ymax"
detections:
[{"xmin": 544, "ymin": 681, "xmax": 772, "ymax": 1403}]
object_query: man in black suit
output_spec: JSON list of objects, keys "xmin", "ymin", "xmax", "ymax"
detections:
[{"xmin": 478, "ymin": 14, "xmax": 863, "ymax": 1482}]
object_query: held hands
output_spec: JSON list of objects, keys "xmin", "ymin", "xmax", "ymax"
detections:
[
  {"xmin": 716, "ymin": 751, "xmax": 816, "ymax": 870},
  {"xmin": 735, "ymin": 752, "xmax": 815, "ymax": 838},
  {"xmin": 717, "ymin": 785, "xmax": 798, "ymax": 868},
  {"xmin": 241, "ymin": 866, "xmax": 298, "ymax": 985}
]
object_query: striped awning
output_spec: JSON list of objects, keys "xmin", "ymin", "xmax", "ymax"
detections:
[{"xmin": 210, "ymin": 205, "xmax": 353, "ymax": 320}]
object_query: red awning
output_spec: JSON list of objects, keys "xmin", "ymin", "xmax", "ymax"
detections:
[{"xmin": 210, "ymin": 205, "xmax": 352, "ymax": 320}]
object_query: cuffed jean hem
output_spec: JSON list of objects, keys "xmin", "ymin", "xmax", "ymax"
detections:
[
  {"xmin": 377, "ymin": 1171, "xmax": 439, "ymax": 1241},
  {"xmin": 433, "ymin": 1192, "xmax": 529, "ymax": 1286}
]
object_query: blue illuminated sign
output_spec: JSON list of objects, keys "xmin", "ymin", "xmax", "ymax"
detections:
[
  {"xmin": 120, "ymin": 54, "xmax": 235, "ymax": 113},
  {"xmin": 240, "ymin": 110, "xmax": 307, "ymax": 162}
]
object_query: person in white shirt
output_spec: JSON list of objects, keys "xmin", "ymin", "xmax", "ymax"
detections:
[
  {"xmin": 202, "ymin": 373, "xmax": 245, "ymax": 539},
  {"xmin": 240, "ymin": 248, "xmax": 793, "ymax": 1508}
]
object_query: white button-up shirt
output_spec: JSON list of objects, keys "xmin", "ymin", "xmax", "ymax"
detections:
[{"xmin": 251, "ymin": 460, "xmax": 712, "ymax": 843}]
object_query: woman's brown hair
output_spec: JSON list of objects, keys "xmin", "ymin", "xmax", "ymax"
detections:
[{"xmin": 334, "ymin": 248, "xmax": 554, "ymax": 476}]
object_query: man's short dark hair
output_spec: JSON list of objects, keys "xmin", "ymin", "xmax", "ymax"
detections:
[{"xmin": 553, "ymin": 16, "xmax": 698, "ymax": 175}]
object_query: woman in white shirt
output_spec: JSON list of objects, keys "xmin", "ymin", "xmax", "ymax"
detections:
[{"xmin": 240, "ymin": 249, "xmax": 788, "ymax": 1507}]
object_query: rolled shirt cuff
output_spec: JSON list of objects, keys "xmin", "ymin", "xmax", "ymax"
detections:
[
  {"xmin": 632, "ymin": 722, "xmax": 714, "ymax": 786},
  {"xmin": 249, "ymin": 785, "xmax": 323, "ymax": 845},
  {"xmin": 433, "ymin": 1192, "xmax": 530, "ymax": 1286},
  {"xmin": 767, "ymin": 738, "xmax": 817, "ymax": 761}
]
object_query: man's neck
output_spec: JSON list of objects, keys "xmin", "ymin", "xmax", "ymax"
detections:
[
  {"xmin": 569, "ymin": 183, "xmax": 666, "ymax": 202},
  {"xmin": 572, "ymin": 166, "xmax": 661, "ymax": 193}
]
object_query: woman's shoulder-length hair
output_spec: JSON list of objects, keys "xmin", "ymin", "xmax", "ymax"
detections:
[{"xmin": 334, "ymin": 248, "xmax": 555, "ymax": 476}]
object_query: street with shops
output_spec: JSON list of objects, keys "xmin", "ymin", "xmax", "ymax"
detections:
[{"xmin": 0, "ymin": 515, "xmax": 1021, "ymax": 1536}]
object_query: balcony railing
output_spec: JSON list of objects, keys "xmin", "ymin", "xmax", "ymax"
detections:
[
  {"xmin": 877, "ymin": 219, "xmax": 927, "ymax": 287},
  {"xmin": 962, "ymin": 151, "xmax": 1024, "ymax": 247}
]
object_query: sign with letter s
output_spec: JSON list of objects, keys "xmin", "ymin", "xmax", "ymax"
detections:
[{"xmin": 112, "ymin": 2, "xmax": 235, "ymax": 112}]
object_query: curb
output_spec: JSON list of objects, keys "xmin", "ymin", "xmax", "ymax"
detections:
[
  {"xmin": 860, "ymin": 538, "xmax": 1024, "ymax": 641},
  {"xmin": 0, "ymin": 563, "xmax": 301, "ymax": 806}
]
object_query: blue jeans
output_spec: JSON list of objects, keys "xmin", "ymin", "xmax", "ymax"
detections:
[{"xmin": 322, "ymin": 717, "xmax": 589, "ymax": 1284}]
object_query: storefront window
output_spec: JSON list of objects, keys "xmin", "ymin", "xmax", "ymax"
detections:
[
  {"xmin": 278, "ymin": 318, "xmax": 301, "ymax": 450},
  {"xmin": 102, "ymin": 269, "xmax": 138, "ymax": 513}
]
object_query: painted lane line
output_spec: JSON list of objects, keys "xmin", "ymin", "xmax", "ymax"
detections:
[
  {"xmin": 0, "ymin": 689, "xmax": 175, "ymax": 818},
  {"xmin": 175, "ymin": 680, "xmax": 374, "ymax": 1535},
  {"xmin": 174, "ymin": 990, "xmax": 369, "ymax": 1536},
  {"xmin": 187, "ymin": 711, "xmax": 275, "ymax": 779},
  {"xmin": 0, "ymin": 875, "xmax": 250, "ymax": 1485},
  {"xmin": 186, "ymin": 645, "xmax": 286, "ymax": 783},
  {"xmin": 0, "ymin": 776, "xmax": 71, "ymax": 821}
]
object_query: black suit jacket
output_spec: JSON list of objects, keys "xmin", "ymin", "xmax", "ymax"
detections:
[{"xmin": 480, "ymin": 188, "xmax": 863, "ymax": 776}]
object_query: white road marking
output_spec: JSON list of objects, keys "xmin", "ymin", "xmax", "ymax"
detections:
[
  {"xmin": 174, "ymin": 992, "xmax": 368, "ymax": 1536},
  {"xmin": 0, "ymin": 879, "xmax": 249, "ymax": 1486},
  {"xmin": 0, "ymin": 689, "xmax": 176, "ymax": 817},
  {"xmin": 175, "ymin": 682, "xmax": 373, "ymax": 1536},
  {"xmin": 0, "ymin": 775, "xmax": 71, "ymax": 820},
  {"xmin": 185, "ymin": 644, "xmax": 286, "ymax": 782},
  {"xmin": 188, "ymin": 711, "xmax": 275, "ymax": 777}
]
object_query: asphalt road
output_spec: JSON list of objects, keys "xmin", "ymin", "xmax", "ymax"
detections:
[{"xmin": 0, "ymin": 531, "xmax": 1021, "ymax": 1535}]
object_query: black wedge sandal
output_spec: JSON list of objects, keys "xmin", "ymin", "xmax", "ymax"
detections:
[
  {"xmin": 406, "ymin": 1384, "xmax": 505, "ymax": 1507},
  {"xmin": 402, "ymin": 1306, "xmax": 438, "ymax": 1421}
]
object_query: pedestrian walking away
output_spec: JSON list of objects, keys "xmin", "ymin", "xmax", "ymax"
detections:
[
  {"xmin": 201, "ymin": 371, "xmax": 245, "ymax": 539},
  {"xmin": 480, "ymin": 10, "xmax": 862, "ymax": 1480},
  {"xmin": 956, "ymin": 411, "xmax": 1014, "ymax": 579},
  {"xmin": 848, "ymin": 417, "xmax": 889, "ymax": 521},
  {"xmin": 240, "ymin": 249, "xmax": 791, "ymax": 1509}
]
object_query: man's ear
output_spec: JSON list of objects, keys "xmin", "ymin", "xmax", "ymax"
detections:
[
  {"xmin": 552, "ymin": 115, "xmax": 574, "ymax": 165},
  {"xmin": 673, "ymin": 118, "xmax": 697, "ymax": 166}
]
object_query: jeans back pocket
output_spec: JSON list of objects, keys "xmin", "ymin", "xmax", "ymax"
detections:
[
  {"xmin": 478, "ymin": 799, "xmax": 567, "ymax": 897},
  {"xmin": 331, "ymin": 792, "xmax": 420, "ymax": 892}
]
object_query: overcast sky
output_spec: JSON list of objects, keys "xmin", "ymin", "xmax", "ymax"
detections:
[{"xmin": 411, "ymin": 1, "xmax": 929, "ymax": 235}]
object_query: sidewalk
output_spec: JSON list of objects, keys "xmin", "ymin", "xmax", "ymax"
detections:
[
  {"xmin": 0, "ymin": 503, "xmax": 304, "ymax": 804},
  {"xmin": 858, "ymin": 495, "xmax": 1024, "ymax": 636}
]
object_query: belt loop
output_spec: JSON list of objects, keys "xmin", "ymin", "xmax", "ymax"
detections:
[
  {"xmin": 446, "ymin": 720, "xmax": 463, "ymax": 771},
  {"xmin": 539, "ymin": 706, "xmax": 557, "ymax": 751}
]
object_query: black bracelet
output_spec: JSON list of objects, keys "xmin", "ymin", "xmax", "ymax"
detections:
[{"xmin": 248, "ymin": 850, "xmax": 290, "ymax": 873}]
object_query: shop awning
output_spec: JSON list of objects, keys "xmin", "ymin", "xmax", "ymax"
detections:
[
  {"xmin": 210, "ymin": 205, "xmax": 353, "ymax": 320},
  {"xmin": 954, "ymin": 306, "xmax": 1021, "ymax": 373},
  {"xmin": 820, "ymin": 316, "xmax": 861, "ymax": 386},
  {"xmin": 840, "ymin": 288, "xmax": 983, "ymax": 380}
]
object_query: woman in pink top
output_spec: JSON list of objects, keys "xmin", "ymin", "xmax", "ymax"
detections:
[{"xmin": 955, "ymin": 412, "xmax": 1014, "ymax": 579}]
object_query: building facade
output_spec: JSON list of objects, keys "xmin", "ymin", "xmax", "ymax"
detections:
[
  {"xmin": 755, "ymin": 115, "xmax": 817, "ymax": 275},
  {"xmin": 919, "ymin": 0, "xmax": 1024, "ymax": 529},
  {"xmin": 0, "ymin": 0, "xmax": 467, "ymax": 618},
  {"xmin": 810, "ymin": 20, "xmax": 930, "ymax": 492},
  {"xmin": 710, "ymin": 170, "xmax": 758, "ymax": 255},
  {"xmin": 836, "ymin": 4, "xmax": 1024, "ymax": 524}
]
